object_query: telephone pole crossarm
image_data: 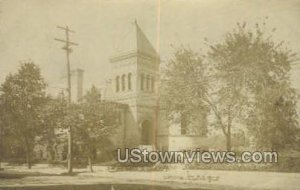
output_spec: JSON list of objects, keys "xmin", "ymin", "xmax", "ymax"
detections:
[
  {"xmin": 57, "ymin": 25, "xmax": 76, "ymax": 33},
  {"xmin": 54, "ymin": 38, "xmax": 78, "ymax": 46}
]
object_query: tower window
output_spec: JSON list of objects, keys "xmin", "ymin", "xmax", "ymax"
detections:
[
  {"xmin": 128, "ymin": 73, "xmax": 132, "ymax": 90},
  {"xmin": 141, "ymin": 74, "xmax": 144, "ymax": 90},
  {"xmin": 116, "ymin": 76, "xmax": 120, "ymax": 92},
  {"xmin": 146, "ymin": 75, "xmax": 150, "ymax": 91},
  {"xmin": 121, "ymin": 74, "xmax": 126, "ymax": 91},
  {"xmin": 151, "ymin": 76, "xmax": 155, "ymax": 92}
]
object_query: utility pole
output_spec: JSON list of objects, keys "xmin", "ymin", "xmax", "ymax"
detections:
[{"xmin": 55, "ymin": 25, "xmax": 78, "ymax": 174}]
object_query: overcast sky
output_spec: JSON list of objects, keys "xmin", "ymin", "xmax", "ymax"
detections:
[{"xmin": 0, "ymin": 0, "xmax": 299, "ymax": 94}]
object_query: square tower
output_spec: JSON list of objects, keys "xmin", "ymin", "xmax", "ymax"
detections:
[{"xmin": 105, "ymin": 21, "xmax": 160, "ymax": 148}]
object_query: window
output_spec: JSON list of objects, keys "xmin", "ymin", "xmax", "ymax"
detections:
[
  {"xmin": 116, "ymin": 76, "xmax": 120, "ymax": 92},
  {"xmin": 141, "ymin": 74, "xmax": 144, "ymax": 90},
  {"xmin": 121, "ymin": 74, "xmax": 126, "ymax": 91},
  {"xmin": 151, "ymin": 76, "xmax": 155, "ymax": 92},
  {"xmin": 128, "ymin": 73, "xmax": 132, "ymax": 90},
  {"xmin": 146, "ymin": 75, "xmax": 150, "ymax": 91}
]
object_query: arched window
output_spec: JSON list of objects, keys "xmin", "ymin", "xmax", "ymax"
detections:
[
  {"xmin": 116, "ymin": 76, "xmax": 120, "ymax": 92},
  {"xmin": 141, "ymin": 74, "xmax": 144, "ymax": 90},
  {"xmin": 121, "ymin": 74, "xmax": 126, "ymax": 91},
  {"xmin": 128, "ymin": 73, "xmax": 132, "ymax": 90},
  {"xmin": 151, "ymin": 76, "xmax": 155, "ymax": 92}
]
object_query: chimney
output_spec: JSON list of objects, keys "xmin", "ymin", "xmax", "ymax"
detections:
[
  {"xmin": 70, "ymin": 68, "xmax": 84, "ymax": 103},
  {"xmin": 76, "ymin": 68, "xmax": 84, "ymax": 102}
]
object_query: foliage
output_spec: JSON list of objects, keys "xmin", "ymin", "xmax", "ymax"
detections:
[
  {"xmin": 162, "ymin": 48, "xmax": 209, "ymax": 135},
  {"xmin": 208, "ymin": 21, "xmax": 298, "ymax": 150},
  {"xmin": 0, "ymin": 62, "xmax": 47, "ymax": 168},
  {"xmin": 37, "ymin": 94, "xmax": 67, "ymax": 162},
  {"xmin": 65, "ymin": 86, "xmax": 120, "ymax": 171},
  {"xmin": 163, "ymin": 21, "xmax": 298, "ymax": 151},
  {"xmin": 245, "ymin": 85, "xmax": 298, "ymax": 150}
]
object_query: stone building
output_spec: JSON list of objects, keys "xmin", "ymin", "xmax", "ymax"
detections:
[
  {"xmin": 101, "ymin": 21, "xmax": 211, "ymax": 151},
  {"xmin": 102, "ymin": 21, "xmax": 160, "ymax": 150}
]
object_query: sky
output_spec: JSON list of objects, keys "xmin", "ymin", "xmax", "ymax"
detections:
[{"xmin": 0, "ymin": 0, "xmax": 299, "ymax": 95}]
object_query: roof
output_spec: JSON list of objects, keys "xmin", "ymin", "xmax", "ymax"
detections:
[{"xmin": 111, "ymin": 20, "xmax": 158, "ymax": 59}]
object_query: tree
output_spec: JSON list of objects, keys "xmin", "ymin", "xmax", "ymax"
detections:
[
  {"xmin": 162, "ymin": 46, "xmax": 244, "ymax": 150},
  {"xmin": 208, "ymin": 21, "xmax": 298, "ymax": 150},
  {"xmin": 37, "ymin": 94, "xmax": 67, "ymax": 162},
  {"xmin": 246, "ymin": 86, "xmax": 298, "ymax": 150},
  {"xmin": 0, "ymin": 62, "xmax": 46, "ymax": 168},
  {"xmin": 67, "ymin": 86, "xmax": 119, "ymax": 172},
  {"xmin": 0, "ymin": 97, "xmax": 4, "ymax": 170},
  {"xmin": 163, "ymin": 21, "xmax": 298, "ymax": 151},
  {"xmin": 162, "ymin": 48, "xmax": 209, "ymax": 136}
]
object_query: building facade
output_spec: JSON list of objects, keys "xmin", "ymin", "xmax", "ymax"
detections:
[
  {"xmin": 102, "ymin": 21, "xmax": 161, "ymax": 150},
  {"xmin": 101, "ymin": 21, "xmax": 213, "ymax": 151}
]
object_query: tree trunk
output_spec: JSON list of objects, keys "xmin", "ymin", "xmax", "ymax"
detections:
[
  {"xmin": 25, "ymin": 140, "xmax": 32, "ymax": 169},
  {"xmin": 226, "ymin": 106, "xmax": 232, "ymax": 151},
  {"xmin": 26, "ymin": 149, "xmax": 32, "ymax": 169},
  {"xmin": 46, "ymin": 144, "xmax": 54, "ymax": 163},
  {"xmin": 0, "ymin": 143, "xmax": 2, "ymax": 170},
  {"xmin": 52, "ymin": 143, "xmax": 58, "ymax": 161},
  {"xmin": 226, "ymin": 134, "xmax": 231, "ymax": 151},
  {"xmin": 88, "ymin": 156, "xmax": 93, "ymax": 173}
]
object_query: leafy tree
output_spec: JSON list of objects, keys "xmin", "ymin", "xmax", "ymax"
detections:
[
  {"xmin": 37, "ymin": 94, "xmax": 67, "ymax": 162},
  {"xmin": 67, "ymin": 86, "xmax": 119, "ymax": 172},
  {"xmin": 163, "ymin": 21, "xmax": 298, "ymax": 151},
  {"xmin": 208, "ymin": 21, "xmax": 298, "ymax": 150},
  {"xmin": 162, "ymin": 48, "xmax": 209, "ymax": 136},
  {"xmin": 0, "ymin": 62, "xmax": 46, "ymax": 168},
  {"xmin": 246, "ymin": 87, "xmax": 298, "ymax": 150}
]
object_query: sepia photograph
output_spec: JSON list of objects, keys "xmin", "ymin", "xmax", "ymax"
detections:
[{"xmin": 0, "ymin": 0, "xmax": 300, "ymax": 189}]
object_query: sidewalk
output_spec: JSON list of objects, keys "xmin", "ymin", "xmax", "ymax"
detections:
[{"xmin": 0, "ymin": 164, "xmax": 299, "ymax": 189}]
